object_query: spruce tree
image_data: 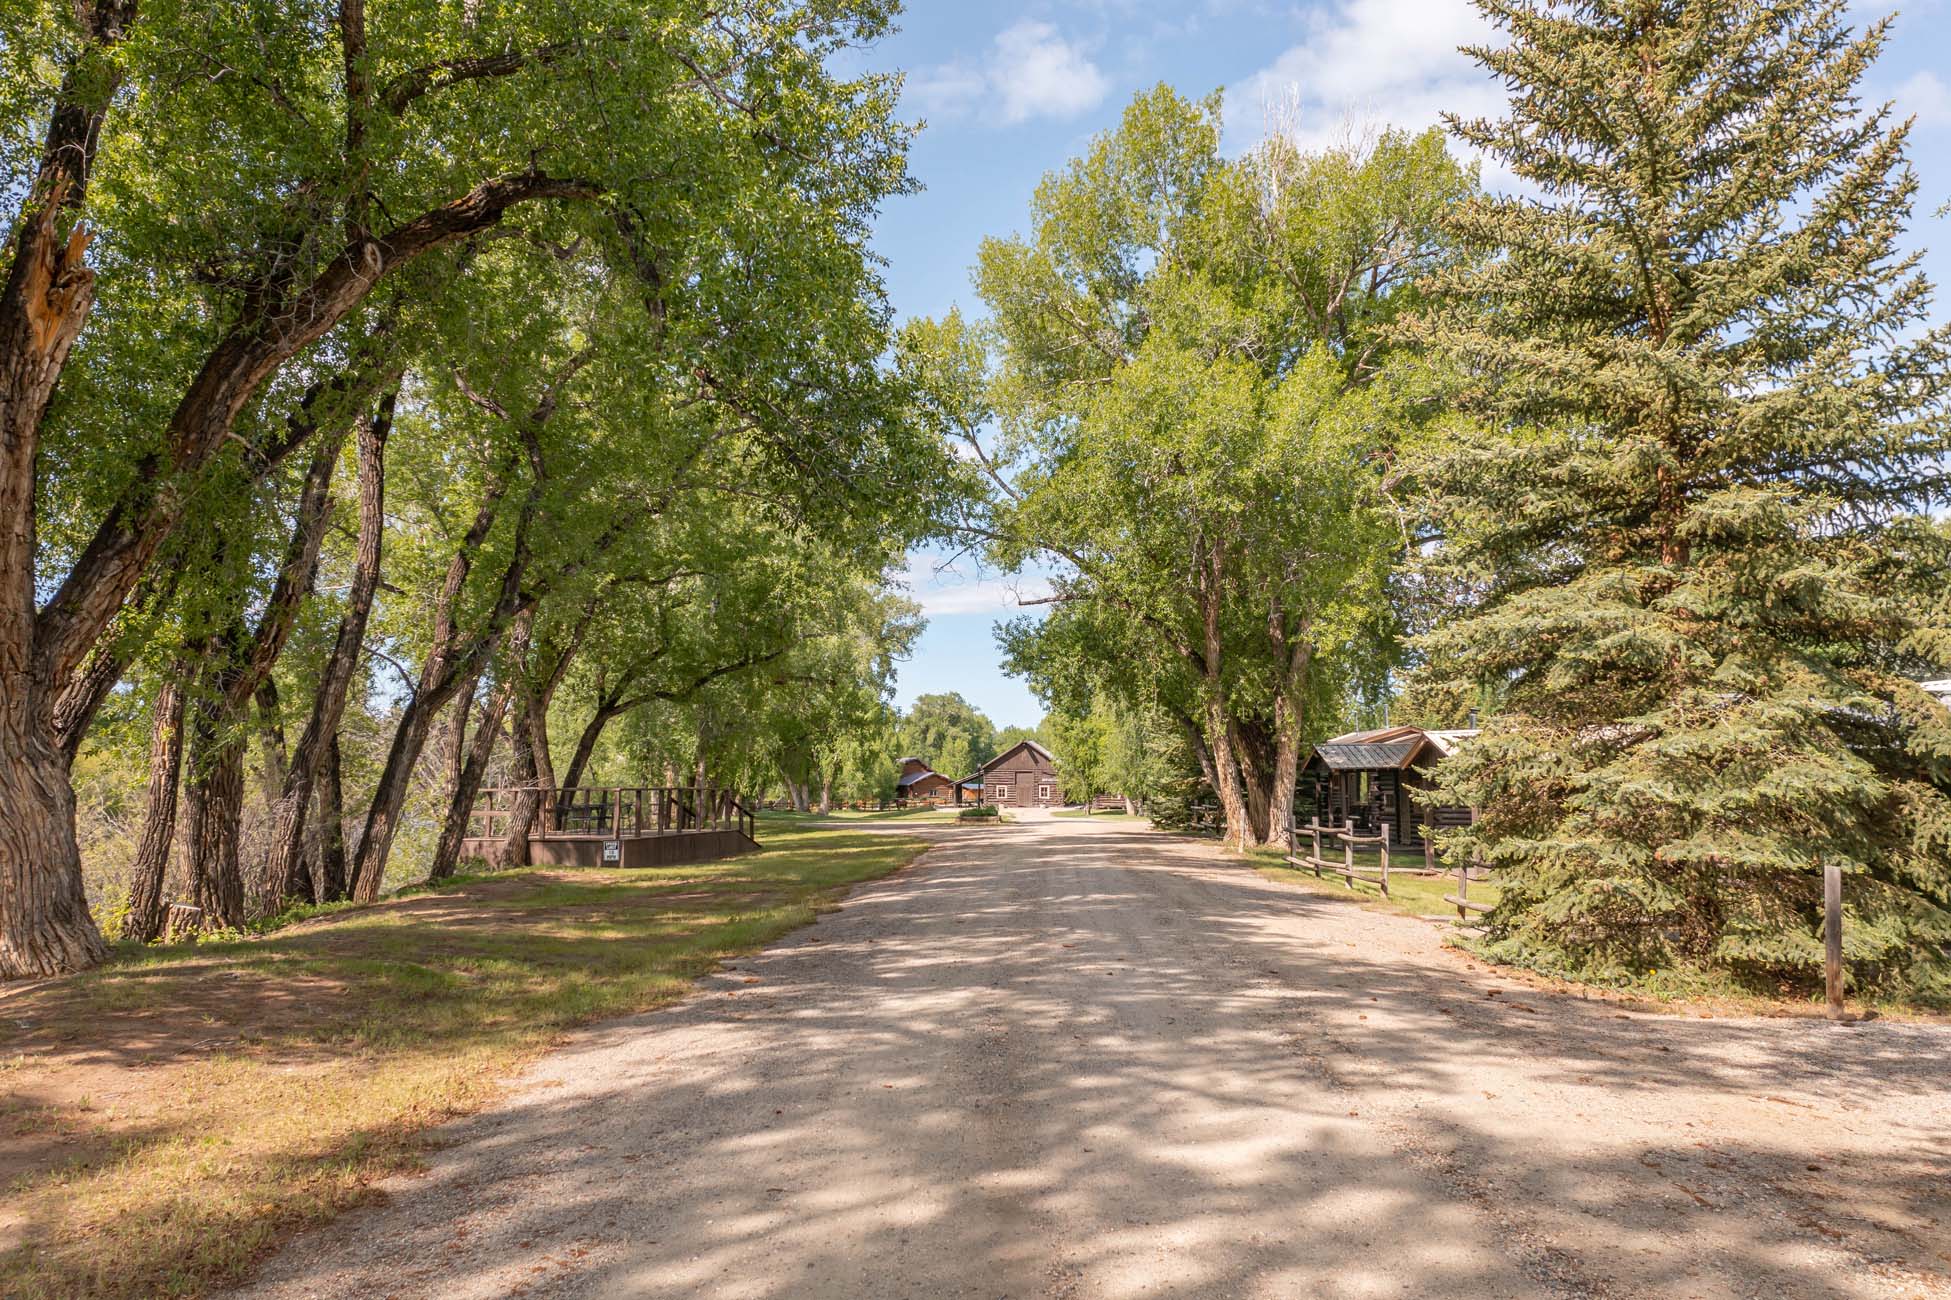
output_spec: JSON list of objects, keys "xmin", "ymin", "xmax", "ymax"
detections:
[{"xmin": 1407, "ymin": 0, "xmax": 1951, "ymax": 1000}]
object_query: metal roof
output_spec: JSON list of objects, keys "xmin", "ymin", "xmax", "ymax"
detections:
[
  {"xmin": 896, "ymin": 768, "xmax": 945, "ymax": 788},
  {"xmin": 1315, "ymin": 739, "xmax": 1424, "ymax": 771},
  {"xmin": 1311, "ymin": 725, "xmax": 1480, "ymax": 771}
]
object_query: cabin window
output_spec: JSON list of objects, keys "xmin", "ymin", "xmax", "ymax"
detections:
[
  {"xmin": 1037, "ymin": 784, "xmax": 1052, "ymax": 802},
  {"xmin": 993, "ymin": 784, "xmax": 1010, "ymax": 801}
]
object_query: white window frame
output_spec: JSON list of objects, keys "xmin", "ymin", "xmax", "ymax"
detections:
[
  {"xmin": 992, "ymin": 784, "xmax": 1010, "ymax": 802},
  {"xmin": 1037, "ymin": 783, "xmax": 1052, "ymax": 803}
]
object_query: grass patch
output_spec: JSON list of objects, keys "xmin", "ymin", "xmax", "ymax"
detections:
[
  {"xmin": 0, "ymin": 827, "xmax": 926, "ymax": 1300},
  {"xmin": 757, "ymin": 806, "xmax": 963, "ymax": 823},
  {"xmin": 1247, "ymin": 845, "xmax": 1503, "ymax": 922}
]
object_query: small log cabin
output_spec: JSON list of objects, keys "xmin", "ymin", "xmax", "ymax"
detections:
[
  {"xmin": 896, "ymin": 757, "xmax": 957, "ymax": 805},
  {"xmin": 1301, "ymin": 726, "xmax": 1477, "ymax": 849},
  {"xmin": 960, "ymin": 740, "xmax": 1059, "ymax": 808}
]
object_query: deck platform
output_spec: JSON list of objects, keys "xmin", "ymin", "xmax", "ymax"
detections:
[{"xmin": 463, "ymin": 786, "xmax": 760, "ymax": 870}]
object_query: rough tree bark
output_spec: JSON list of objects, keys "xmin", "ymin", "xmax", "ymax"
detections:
[
  {"xmin": 310, "ymin": 734, "xmax": 348, "ymax": 903},
  {"xmin": 0, "ymin": 1, "xmax": 135, "ymax": 977},
  {"xmin": 179, "ymin": 427, "xmax": 346, "ymax": 925},
  {"xmin": 429, "ymin": 681, "xmax": 512, "ymax": 882},
  {"xmin": 122, "ymin": 669, "xmax": 188, "ymax": 941}
]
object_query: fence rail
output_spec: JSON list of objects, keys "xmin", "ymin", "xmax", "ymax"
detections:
[
  {"xmin": 469, "ymin": 786, "xmax": 756, "ymax": 844},
  {"xmin": 1283, "ymin": 809, "xmax": 1492, "ymax": 913}
]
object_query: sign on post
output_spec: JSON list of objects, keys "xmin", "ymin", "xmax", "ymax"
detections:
[{"xmin": 602, "ymin": 840, "xmax": 621, "ymax": 865}]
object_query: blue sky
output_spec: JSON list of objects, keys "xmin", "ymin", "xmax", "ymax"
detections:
[{"xmin": 865, "ymin": 0, "xmax": 1951, "ymax": 730}]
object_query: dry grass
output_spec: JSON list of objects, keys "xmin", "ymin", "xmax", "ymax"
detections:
[{"xmin": 0, "ymin": 826, "xmax": 926, "ymax": 1299}]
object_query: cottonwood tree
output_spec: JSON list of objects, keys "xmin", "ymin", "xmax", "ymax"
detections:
[
  {"xmin": 0, "ymin": 0, "xmax": 919, "ymax": 975},
  {"xmin": 955, "ymin": 87, "xmax": 1469, "ymax": 847},
  {"xmin": 1405, "ymin": 0, "xmax": 1951, "ymax": 997}
]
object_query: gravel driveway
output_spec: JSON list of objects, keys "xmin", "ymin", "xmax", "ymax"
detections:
[{"xmin": 229, "ymin": 815, "xmax": 1951, "ymax": 1300}]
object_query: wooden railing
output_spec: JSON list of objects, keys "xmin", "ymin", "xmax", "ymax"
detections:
[
  {"xmin": 1284, "ymin": 810, "xmax": 1490, "ymax": 911},
  {"xmin": 470, "ymin": 787, "xmax": 757, "ymax": 844}
]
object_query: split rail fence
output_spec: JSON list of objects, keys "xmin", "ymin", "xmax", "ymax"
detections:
[{"xmin": 1283, "ymin": 809, "xmax": 1495, "ymax": 919}]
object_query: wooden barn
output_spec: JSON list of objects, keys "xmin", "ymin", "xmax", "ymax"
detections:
[
  {"xmin": 896, "ymin": 757, "xmax": 957, "ymax": 806},
  {"xmin": 961, "ymin": 740, "xmax": 1059, "ymax": 808},
  {"xmin": 1301, "ymin": 726, "xmax": 1477, "ymax": 849}
]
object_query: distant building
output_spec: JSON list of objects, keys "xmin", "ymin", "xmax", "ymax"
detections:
[
  {"xmin": 1924, "ymin": 679, "xmax": 1951, "ymax": 711},
  {"xmin": 1302, "ymin": 726, "xmax": 1478, "ymax": 848},
  {"xmin": 961, "ymin": 740, "xmax": 1059, "ymax": 808},
  {"xmin": 896, "ymin": 756, "xmax": 957, "ymax": 805}
]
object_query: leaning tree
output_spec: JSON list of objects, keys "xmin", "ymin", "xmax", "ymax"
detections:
[{"xmin": 0, "ymin": 0, "xmax": 917, "ymax": 977}]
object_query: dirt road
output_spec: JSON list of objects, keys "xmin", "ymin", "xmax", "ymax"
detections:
[{"xmin": 231, "ymin": 814, "xmax": 1951, "ymax": 1300}]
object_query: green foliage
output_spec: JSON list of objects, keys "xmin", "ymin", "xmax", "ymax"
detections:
[
  {"xmin": 1406, "ymin": 0, "xmax": 1951, "ymax": 1001},
  {"xmin": 943, "ymin": 85, "xmax": 1474, "ymax": 845},
  {"xmin": 896, "ymin": 691, "xmax": 998, "ymax": 780}
]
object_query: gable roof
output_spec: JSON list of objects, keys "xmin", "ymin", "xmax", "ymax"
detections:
[
  {"xmin": 897, "ymin": 766, "xmax": 947, "ymax": 789},
  {"xmin": 1312, "ymin": 726, "xmax": 1479, "ymax": 772},
  {"xmin": 977, "ymin": 739, "xmax": 1055, "ymax": 775}
]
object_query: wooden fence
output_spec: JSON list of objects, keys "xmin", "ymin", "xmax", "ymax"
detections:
[
  {"xmin": 470, "ymin": 786, "xmax": 756, "ymax": 844},
  {"xmin": 1283, "ymin": 809, "xmax": 1494, "ymax": 917}
]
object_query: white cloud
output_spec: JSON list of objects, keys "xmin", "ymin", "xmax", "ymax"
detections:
[
  {"xmin": 1894, "ymin": 70, "xmax": 1951, "ymax": 129},
  {"xmin": 898, "ymin": 553, "xmax": 1054, "ymax": 616},
  {"xmin": 908, "ymin": 20, "xmax": 1109, "ymax": 127},
  {"xmin": 993, "ymin": 21, "xmax": 1111, "ymax": 124},
  {"xmin": 1225, "ymin": 0, "xmax": 1505, "ymax": 174}
]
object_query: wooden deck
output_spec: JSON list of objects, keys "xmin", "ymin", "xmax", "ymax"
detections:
[{"xmin": 460, "ymin": 786, "xmax": 760, "ymax": 869}]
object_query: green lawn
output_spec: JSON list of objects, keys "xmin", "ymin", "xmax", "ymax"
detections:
[
  {"xmin": 758, "ymin": 806, "xmax": 964, "ymax": 823},
  {"xmin": 1, "ymin": 827, "xmax": 928, "ymax": 1300},
  {"xmin": 1249, "ymin": 844, "xmax": 1503, "ymax": 921}
]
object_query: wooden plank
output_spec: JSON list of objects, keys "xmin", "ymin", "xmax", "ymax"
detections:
[
  {"xmin": 1825, "ymin": 861, "xmax": 1845, "ymax": 1020},
  {"xmin": 1443, "ymin": 894, "xmax": 1495, "ymax": 914}
]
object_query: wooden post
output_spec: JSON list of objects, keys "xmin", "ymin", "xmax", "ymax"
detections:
[
  {"xmin": 1424, "ymin": 802, "xmax": 1435, "ymax": 873},
  {"xmin": 1825, "ymin": 862, "xmax": 1845, "ymax": 1021},
  {"xmin": 1379, "ymin": 830, "xmax": 1390, "ymax": 898},
  {"xmin": 1342, "ymin": 829, "xmax": 1353, "ymax": 888},
  {"xmin": 1457, "ymin": 851, "xmax": 1469, "ymax": 921},
  {"xmin": 1311, "ymin": 820, "xmax": 1322, "ymax": 878}
]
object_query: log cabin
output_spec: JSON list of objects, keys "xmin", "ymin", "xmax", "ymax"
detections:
[
  {"xmin": 896, "ymin": 756, "xmax": 958, "ymax": 806},
  {"xmin": 1301, "ymin": 726, "xmax": 1477, "ymax": 849},
  {"xmin": 960, "ymin": 740, "xmax": 1059, "ymax": 808}
]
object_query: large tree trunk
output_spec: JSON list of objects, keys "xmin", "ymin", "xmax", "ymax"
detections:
[
  {"xmin": 0, "ymin": 740, "xmax": 105, "ymax": 977},
  {"xmin": 0, "ymin": 4, "xmax": 129, "ymax": 980},
  {"xmin": 430, "ymin": 683, "xmax": 510, "ymax": 882},
  {"xmin": 183, "ymin": 686, "xmax": 249, "ymax": 928},
  {"xmin": 310, "ymin": 733, "xmax": 347, "ymax": 903},
  {"xmin": 122, "ymin": 671, "xmax": 187, "ymax": 941},
  {"xmin": 1232, "ymin": 716, "xmax": 1273, "ymax": 845},
  {"xmin": 1203, "ymin": 695, "xmax": 1255, "ymax": 851},
  {"xmin": 180, "ymin": 427, "xmax": 344, "ymax": 922},
  {"xmin": 817, "ymin": 774, "xmax": 833, "ymax": 815},
  {"xmin": 253, "ymin": 678, "xmax": 288, "ymax": 807},
  {"xmin": 262, "ymin": 392, "xmax": 391, "ymax": 906},
  {"xmin": 493, "ymin": 697, "xmax": 543, "ymax": 869},
  {"xmin": 1266, "ymin": 639, "xmax": 1314, "ymax": 851}
]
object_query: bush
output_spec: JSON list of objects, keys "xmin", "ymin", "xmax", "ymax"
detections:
[{"xmin": 958, "ymin": 805, "xmax": 1000, "ymax": 821}]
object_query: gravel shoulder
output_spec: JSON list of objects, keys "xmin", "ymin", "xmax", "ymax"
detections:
[{"xmin": 227, "ymin": 814, "xmax": 1951, "ymax": 1300}]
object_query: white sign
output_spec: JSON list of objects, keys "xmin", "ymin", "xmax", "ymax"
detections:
[{"xmin": 602, "ymin": 841, "xmax": 621, "ymax": 864}]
